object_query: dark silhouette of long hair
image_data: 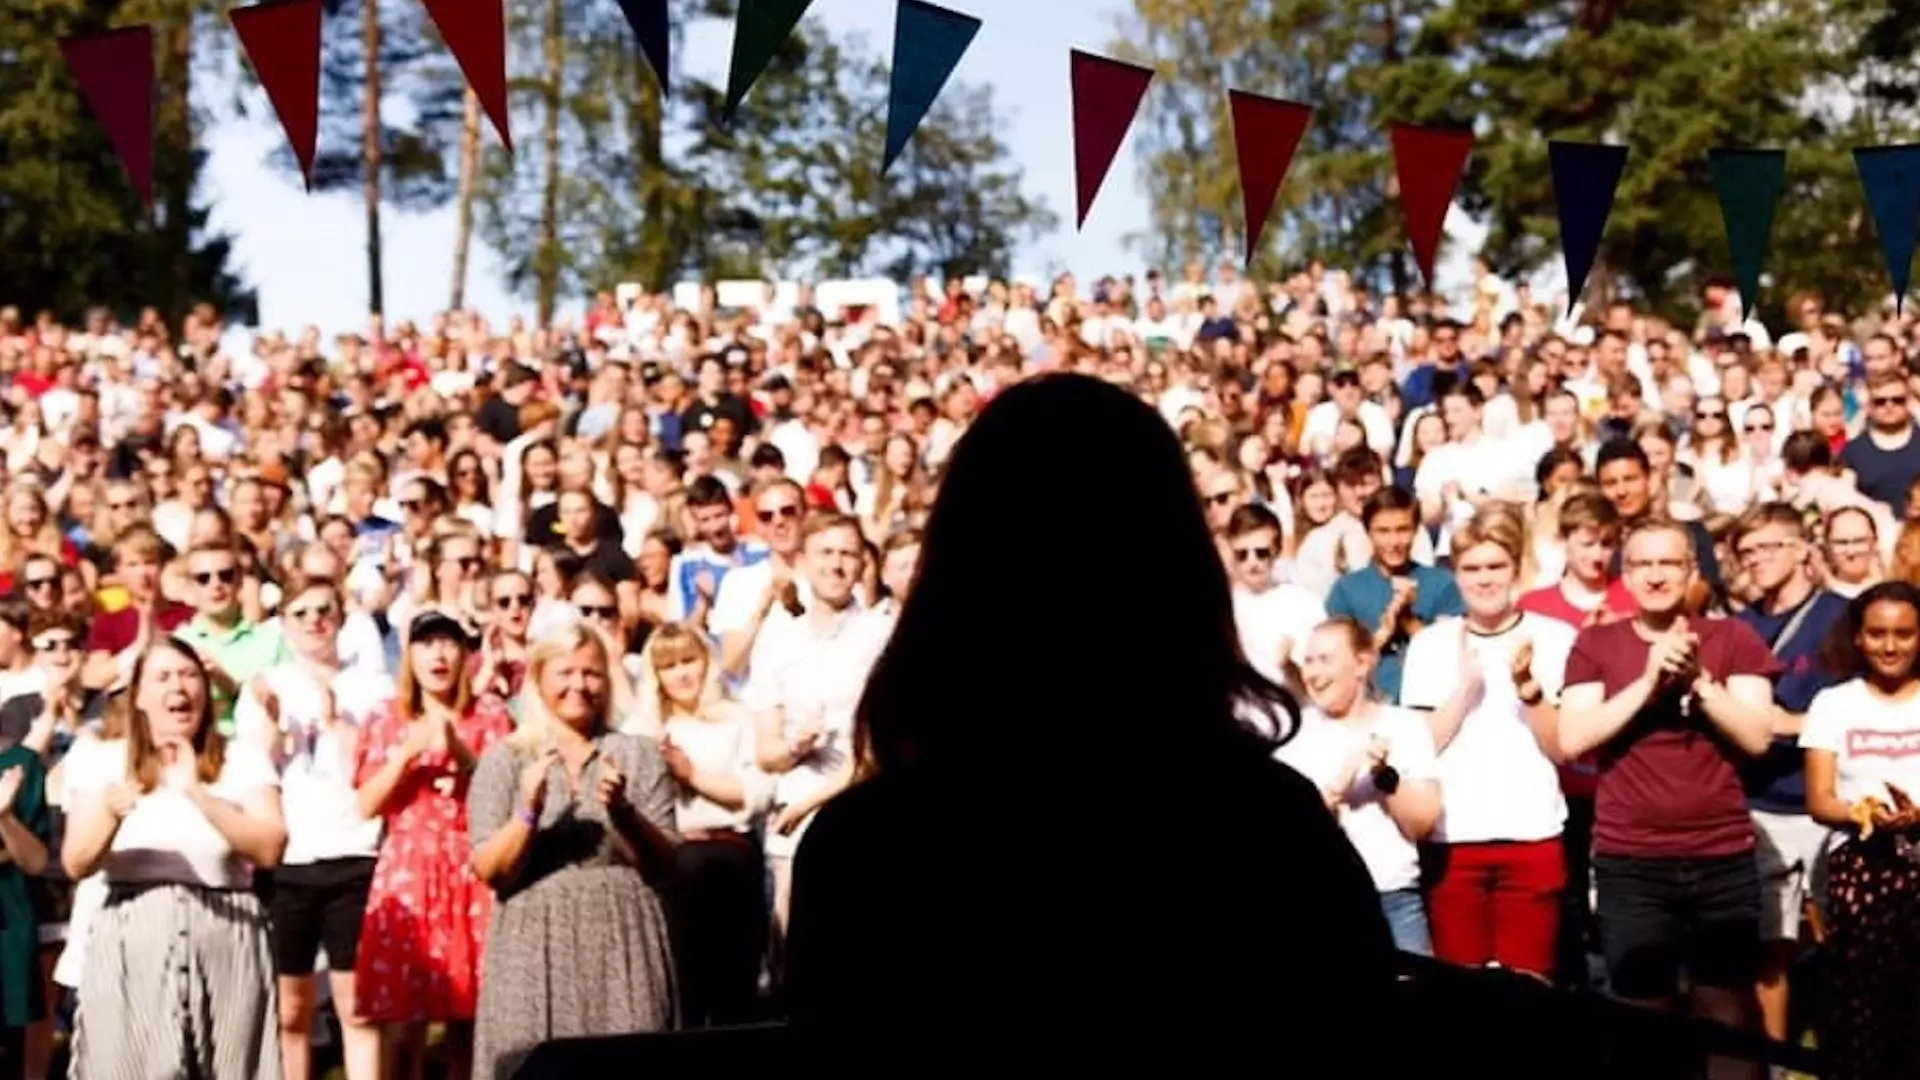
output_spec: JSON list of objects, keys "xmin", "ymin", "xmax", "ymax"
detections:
[{"xmin": 852, "ymin": 373, "xmax": 1298, "ymax": 777}]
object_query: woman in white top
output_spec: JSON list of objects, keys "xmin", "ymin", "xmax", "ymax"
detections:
[
  {"xmin": 239, "ymin": 574, "xmax": 391, "ymax": 1080},
  {"xmin": 639, "ymin": 623, "xmax": 773, "ymax": 1026},
  {"xmin": 1400, "ymin": 505, "xmax": 1573, "ymax": 981},
  {"xmin": 62, "ymin": 639, "xmax": 288, "ymax": 1079},
  {"xmin": 1801, "ymin": 581, "xmax": 1920, "ymax": 1080},
  {"xmin": 1279, "ymin": 618, "xmax": 1442, "ymax": 954}
]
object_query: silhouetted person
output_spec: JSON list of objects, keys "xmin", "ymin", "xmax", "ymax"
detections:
[{"xmin": 786, "ymin": 374, "xmax": 1398, "ymax": 1077}]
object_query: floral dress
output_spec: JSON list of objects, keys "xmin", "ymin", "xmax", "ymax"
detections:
[{"xmin": 351, "ymin": 697, "xmax": 513, "ymax": 1023}]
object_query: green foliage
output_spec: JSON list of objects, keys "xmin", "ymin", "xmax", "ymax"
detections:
[
  {"xmin": 1120, "ymin": 0, "xmax": 1920, "ymax": 321},
  {"xmin": 0, "ymin": 0, "xmax": 253, "ymax": 323},
  {"xmin": 475, "ymin": 8, "xmax": 1055, "ymax": 307}
]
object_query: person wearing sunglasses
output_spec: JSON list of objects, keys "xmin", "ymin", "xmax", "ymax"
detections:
[
  {"xmin": 1841, "ymin": 370, "xmax": 1920, "ymax": 518},
  {"xmin": 711, "ymin": 479, "xmax": 810, "ymax": 683},
  {"xmin": 173, "ymin": 541, "xmax": 291, "ymax": 738},
  {"xmin": 237, "ymin": 573, "xmax": 392, "ymax": 1080},
  {"xmin": 1226, "ymin": 504, "xmax": 1323, "ymax": 708}
]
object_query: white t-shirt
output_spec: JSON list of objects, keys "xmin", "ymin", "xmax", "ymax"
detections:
[
  {"xmin": 1274, "ymin": 705, "xmax": 1437, "ymax": 892},
  {"xmin": 1801, "ymin": 680, "xmax": 1920, "ymax": 836},
  {"xmin": 1232, "ymin": 583, "xmax": 1324, "ymax": 687},
  {"xmin": 1400, "ymin": 613, "xmax": 1573, "ymax": 844},
  {"xmin": 741, "ymin": 605, "xmax": 890, "ymax": 858},
  {"xmin": 662, "ymin": 713, "xmax": 775, "ymax": 834},
  {"xmin": 65, "ymin": 738, "xmax": 280, "ymax": 889},
  {"xmin": 236, "ymin": 660, "xmax": 391, "ymax": 864}
]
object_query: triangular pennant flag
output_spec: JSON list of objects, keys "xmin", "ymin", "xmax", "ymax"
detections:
[
  {"xmin": 1854, "ymin": 145, "xmax": 1920, "ymax": 314},
  {"xmin": 883, "ymin": 1, "xmax": 982, "ymax": 173},
  {"xmin": 59, "ymin": 26, "xmax": 155, "ymax": 208},
  {"xmin": 420, "ymin": 0, "xmax": 511, "ymax": 150},
  {"xmin": 1548, "ymin": 141, "xmax": 1629, "ymax": 316},
  {"xmin": 230, "ymin": 0, "xmax": 324, "ymax": 191},
  {"xmin": 1388, "ymin": 123, "xmax": 1474, "ymax": 287},
  {"xmin": 725, "ymin": 0, "xmax": 814, "ymax": 117},
  {"xmin": 616, "ymin": 0, "xmax": 669, "ymax": 95},
  {"xmin": 1070, "ymin": 50, "xmax": 1152, "ymax": 230},
  {"xmin": 1708, "ymin": 148, "xmax": 1787, "ymax": 319},
  {"xmin": 1227, "ymin": 90, "xmax": 1313, "ymax": 267}
]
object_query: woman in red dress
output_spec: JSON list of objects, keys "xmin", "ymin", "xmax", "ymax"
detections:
[{"xmin": 352, "ymin": 610, "xmax": 512, "ymax": 1080}]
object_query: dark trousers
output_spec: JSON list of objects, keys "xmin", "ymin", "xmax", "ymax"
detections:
[
  {"xmin": 664, "ymin": 835, "xmax": 768, "ymax": 1028},
  {"xmin": 1557, "ymin": 796, "xmax": 1596, "ymax": 990}
]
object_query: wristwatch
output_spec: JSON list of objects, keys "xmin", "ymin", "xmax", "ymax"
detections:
[
  {"xmin": 1370, "ymin": 763, "xmax": 1401, "ymax": 796},
  {"xmin": 1517, "ymin": 681, "xmax": 1545, "ymax": 706}
]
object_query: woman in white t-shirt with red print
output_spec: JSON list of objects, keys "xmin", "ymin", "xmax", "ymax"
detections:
[
  {"xmin": 1401, "ymin": 505, "xmax": 1574, "ymax": 981},
  {"xmin": 1278, "ymin": 617, "xmax": 1443, "ymax": 955},
  {"xmin": 1801, "ymin": 581, "xmax": 1920, "ymax": 1080}
]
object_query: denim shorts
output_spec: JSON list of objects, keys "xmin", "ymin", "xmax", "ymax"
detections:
[{"xmin": 1379, "ymin": 887, "xmax": 1433, "ymax": 957}]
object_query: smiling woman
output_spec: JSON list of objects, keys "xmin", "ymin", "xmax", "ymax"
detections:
[{"xmin": 1800, "ymin": 581, "xmax": 1920, "ymax": 1080}]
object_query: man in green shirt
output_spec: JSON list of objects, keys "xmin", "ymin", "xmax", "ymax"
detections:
[{"xmin": 172, "ymin": 541, "xmax": 290, "ymax": 736}]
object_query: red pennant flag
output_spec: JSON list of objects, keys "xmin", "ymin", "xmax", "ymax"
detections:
[
  {"xmin": 1389, "ymin": 123, "xmax": 1474, "ymax": 287},
  {"xmin": 60, "ymin": 26, "xmax": 155, "ymax": 208},
  {"xmin": 1070, "ymin": 50, "xmax": 1152, "ymax": 230},
  {"xmin": 230, "ymin": 0, "xmax": 323, "ymax": 190},
  {"xmin": 420, "ymin": 0, "xmax": 511, "ymax": 150},
  {"xmin": 1228, "ymin": 91, "xmax": 1313, "ymax": 267}
]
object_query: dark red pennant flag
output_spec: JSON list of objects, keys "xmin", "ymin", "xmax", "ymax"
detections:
[
  {"xmin": 1389, "ymin": 123, "xmax": 1474, "ymax": 287},
  {"xmin": 1070, "ymin": 50, "xmax": 1152, "ymax": 230},
  {"xmin": 421, "ymin": 0, "xmax": 511, "ymax": 150},
  {"xmin": 60, "ymin": 26, "xmax": 155, "ymax": 208},
  {"xmin": 1228, "ymin": 90, "xmax": 1313, "ymax": 266},
  {"xmin": 230, "ymin": 0, "xmax": 324, "ymax": 190}
]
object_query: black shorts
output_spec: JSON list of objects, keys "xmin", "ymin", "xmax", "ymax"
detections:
[
  {"xmin": 266, "ymin": 857, "xmax": 376, "ymax": 978},
  {"xmin": 1593, "ymin": 851, "xmax": 1761, "ymax": 1000}
]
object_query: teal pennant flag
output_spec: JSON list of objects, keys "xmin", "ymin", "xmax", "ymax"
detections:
[
  {"xmin": 884, "ymin": 1, "xmax": 982, "ymax": 172},
  {"xmin": 1707, "ymin": 149, "xmax": 1787, "ymax": 320},
  {"xmin": 725, "ymin": 0, "xmax": 815, "ymax": 117},
  {"xmin": 1854, "ymin": 145, "xmax": 1920, "ymax": 314}
]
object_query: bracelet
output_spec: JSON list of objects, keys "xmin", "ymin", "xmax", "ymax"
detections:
[{"xmin": 515, "ymin": 807, "xmax": 539, "ymax": 828}]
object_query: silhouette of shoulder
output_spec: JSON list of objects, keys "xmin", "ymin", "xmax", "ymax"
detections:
[{"xmin": 788, "ymin": 729, "xmax": 1398, "ymax": 1078}]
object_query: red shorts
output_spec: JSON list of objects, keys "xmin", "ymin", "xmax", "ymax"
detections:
[{"xmin": 1425, "ymin": 838, "xmax": 1566, "ymax": 977}]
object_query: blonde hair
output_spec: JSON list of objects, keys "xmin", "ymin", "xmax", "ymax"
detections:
[
  {"xmin": 1452, "ymin": 502, "xmax": 1528, "ymax": 566},
  {"xmin": 630, "ymin": 622, "xmax": 739, "ymax": 737},
  {"xmin": 507, "ymin": 622, "xmax": 620, "ymax": 752}
]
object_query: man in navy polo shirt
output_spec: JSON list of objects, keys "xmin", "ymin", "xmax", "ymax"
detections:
[{"xmin": 1730, "ymin": 503, "xmax": 1848, "ymax": 1047}]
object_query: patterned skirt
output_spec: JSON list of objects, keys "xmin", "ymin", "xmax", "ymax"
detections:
[
  {"xmin": 1822, "ymin": 836, "xmax": 1920, "ymax": 1080},
  {"xmin": 71, "ymin": 883, "xmax": 280, "ymax": 1080}
]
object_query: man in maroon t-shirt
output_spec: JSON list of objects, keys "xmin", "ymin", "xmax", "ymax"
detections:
[{"xmin": 1560, "ymin": 519, "xmax": 1778, "ymax": 1056}]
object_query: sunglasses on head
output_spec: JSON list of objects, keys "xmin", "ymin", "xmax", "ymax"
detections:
[{"xmin": 193, "ymin": 568, "xmax": 239, "ymax": 586}]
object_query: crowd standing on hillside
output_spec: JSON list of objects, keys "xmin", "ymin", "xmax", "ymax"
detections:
[{"xmin": 1, "ymin": 260, "xmax": 1919, "ymax": 1079}]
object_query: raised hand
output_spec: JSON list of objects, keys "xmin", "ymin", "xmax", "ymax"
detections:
[
  {"xmin": 594, "ymin": 756, "xmax": 627, "ymax": 809},
  {"xmin": 1509, "ymin": 638, "xmax": 1535, "ymax": 686},
  {"xmin": 0, "ymin": 767, "xmax": 24, "ymax": 816},
  {"xmin": 659, "ymin": 736, "xmax": 694, "ymax": 784},
  {"xmin": 518, "ymin": 747, "xmax": 557, "ymax": 813}
]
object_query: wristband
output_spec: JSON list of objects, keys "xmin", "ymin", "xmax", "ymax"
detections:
[
  {"xmin": 516, "ymin": 807, "xmax": 539, "ymax": 828},
  {"xmin": 1517, "ymin": 682, "xmax": 1545, "ymax": 706}
]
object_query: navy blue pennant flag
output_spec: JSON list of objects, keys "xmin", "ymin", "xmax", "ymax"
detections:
[
  {"xmin": 1548, "ymin": 141, "xmax": 1629, "ymax": 316},
  {"xmin": 884, "ymin": 1, "xmax": 982, "ymax": 172},
  {"xmin": 1854, "ymin": 145, "xmax": 1920, "ymax": 314},
  {"xmin": 617, "ymin": 0, "xmax": 669, "ymax": 95}
]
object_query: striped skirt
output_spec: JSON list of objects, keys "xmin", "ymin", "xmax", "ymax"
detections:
[{"xmin": 71, "ymin": 883, "xmax": 280, "ymax": 1080}]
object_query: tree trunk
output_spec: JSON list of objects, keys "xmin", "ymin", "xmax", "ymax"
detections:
[
  {"xmin": 155, "ymin": 11, "xmax": 194, "ymax": 329},
  {"xmin": 362, "ymin": 0, "xmax": 386, "ymax": 316},
  {"xmin": 450, "ymin": 89, "xmax": 482, "ymax": 312},
  {"xmin": 536, "ymin": 0, "xmax": 564, "ymax": 326},
  {"xmin": 632, "ymin": 48, "xmax": 669, "ymax": 288}
]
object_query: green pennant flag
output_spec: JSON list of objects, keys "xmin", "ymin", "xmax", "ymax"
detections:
[
  {"xmin": 1707, "ymin": 149, "xmax": 1787, "ymax": 320},
  {"xmin": 725, "ymin": 0, "xmax": 815, "ymax": 117}
]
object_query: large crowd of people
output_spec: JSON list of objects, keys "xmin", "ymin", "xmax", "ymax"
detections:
[{"xmin": 0, "ymin": 257, "xmax": 1918, "ymax": 1078}]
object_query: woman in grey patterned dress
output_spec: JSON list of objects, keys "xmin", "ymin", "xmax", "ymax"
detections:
[{"xmin": 469, "ymin": 623, "xmax": 680, "ymax": 1080}]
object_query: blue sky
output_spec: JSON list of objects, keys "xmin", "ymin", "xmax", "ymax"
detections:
[{"xmin": 204, "ymin": 0, "xmax": 1486, "ymax": 334}]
